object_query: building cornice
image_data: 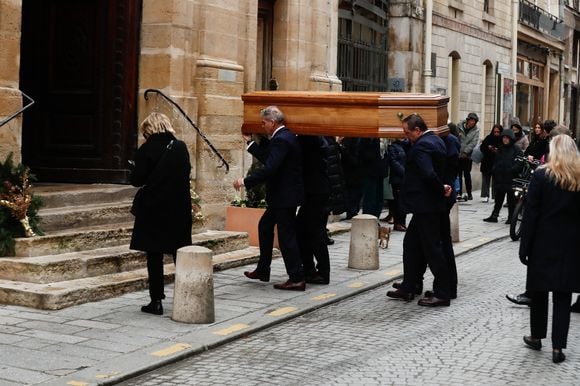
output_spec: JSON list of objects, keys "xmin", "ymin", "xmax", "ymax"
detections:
[{"xmin": 432, "ymin": 13, "xmax": 511, "ymax": 49}]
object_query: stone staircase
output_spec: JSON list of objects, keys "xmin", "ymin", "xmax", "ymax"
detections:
[{"xmin": 0, "ymin": 184, "xmax": 272, "ymax": 310}]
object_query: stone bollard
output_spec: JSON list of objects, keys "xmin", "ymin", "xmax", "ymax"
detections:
[
  {"xmin": 348, "ymin": 214, "xmax": 379, "ymax": 270},
  {"xmin": 450, "ymin": 203, "xmax": 460, "ymax": 242},
  {"xmin": 172, "ymin": 246, "xmax": 215, "ymax": 324}
]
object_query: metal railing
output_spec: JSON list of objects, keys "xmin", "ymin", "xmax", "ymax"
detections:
[
  {"xmin": 0, "ymin": 91, "xmax": 35, "ymax": 128},
  {"xmin": 144, "ymin": 89, "xmax": 229, "ymax": 173},
  {"xmin": 519, "ymin": 0, "xmax": 564, "ymax": 40},
  {"xmin": 337, "ymin": 37, "xmax": 389, "ymax": 91}
]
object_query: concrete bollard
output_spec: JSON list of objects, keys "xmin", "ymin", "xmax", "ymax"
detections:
[
  {"xmin": 348, "ymin": 214, "xmax": 379, "ymax": 270},
  {"xmin": 450, "ymin": 203, "xmax": 460, "ymax": 242},
  {"xmin": 172, "ymin": 246, "xmax": 215, "ymax": 324}
]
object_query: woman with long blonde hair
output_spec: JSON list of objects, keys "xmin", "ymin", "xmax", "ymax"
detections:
[{"xmin": 519, "ymin": 134, "xmax": 580, "ymax": 363}]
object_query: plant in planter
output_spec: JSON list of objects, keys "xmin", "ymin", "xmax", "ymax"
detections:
[
  {"xmin": 226, "ymin": 160, "xmax": 278, "ymax": 247},
  {"xmin": 0, "ymin": 153, "xmax": 43, "ymax": 256}
]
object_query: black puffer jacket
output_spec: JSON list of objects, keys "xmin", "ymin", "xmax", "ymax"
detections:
[
  {"xmin": 324, "ymin": 137, "xmax": 346, "ymax": 215},
  {"xmin": 491, "ymin": 129, "xmax": 524, "ymax": 190}
]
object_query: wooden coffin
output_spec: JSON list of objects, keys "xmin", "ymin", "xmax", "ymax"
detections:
[{"xmin": 241, "ymin": 91, "xmax": 450, "ymax": 138}]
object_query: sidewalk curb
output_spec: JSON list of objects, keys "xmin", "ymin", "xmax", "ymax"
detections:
[{"xmin": 44, "ymin": 232, "xmax": 511, "ymax": 386}]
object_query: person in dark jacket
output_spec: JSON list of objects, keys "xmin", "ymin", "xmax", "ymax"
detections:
[
  {"xmin": 360, "ymin": 138, "xmax": 389, "ymax": 218},
  {"xmin": 234, "ymin": 106, "xmax": 306, "ymax": 291},
  {"xmin": 519, "ymin": 134, "xmax": 580, "ymax": 364},
  {"xmin": 386, "ymin": 114, "xmax": 453, "ymax": 307},
  {"xmin": 323, "ymin": 136, "xmax": 347, "ymax": 244},
  {"xmin": 525, "ymin": 122, "xmax": 549, "ymax": 162},
  {"xmin": 479, "ymin": 124, "xmax": 503, "ymax": 202},
  {"xmin": 296, "ymin": 135, "xmax": 331, "ymax": 284},
  {"xmin": 387, "ymin": 139, "xmax": 409, "ymax": 231},
  {"xmin": 483, "ymin": 128, "xmax": 523, "ymax": 224},
  {"xmin": 338, "ymin": 137, "xmax": 364, "ymax": 219},
  {"xmin": 130, "ymin": 112, "xmax": 193, "ymax": 315}
]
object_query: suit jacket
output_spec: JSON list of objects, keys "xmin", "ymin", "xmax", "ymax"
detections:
[
  {"xmin": 244, "ymin": 127, "xmax": 304, "ymax": 208},
  {"xmin": 521, "ymin": 168, "xmax": 580, "ymax": 292},
  {"xmin": 400, "ymin": 131, "xmax": 447, "ymax": 214}
]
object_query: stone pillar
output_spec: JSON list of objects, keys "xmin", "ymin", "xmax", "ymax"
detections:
[
  {"xmin": 450, "ymin": 203, "xmax": 460, "ymax": 242},
  {"xmin": 172, "ymin": 246, "xmax": 215, "ymax": 324},
  {"xmin": 348, "ymin": 214, "xmax": 379, "ymax": 270}
]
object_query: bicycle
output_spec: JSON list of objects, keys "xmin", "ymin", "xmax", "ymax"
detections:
[{"xmin": 510, "ymin": 156, "xmax": 541, "ymax": 241}]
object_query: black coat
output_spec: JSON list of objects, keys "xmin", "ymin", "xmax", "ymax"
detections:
[
  {"xmin": 387, "ymin": 140, "xmax": 408, "ymax": 185},
  {"xmin": 245, "ymin": 127, "xmax": 304, "ymax": 208},
  {"xmin": 339, "ymin": 137, "xmax": 365, "ymax": 186},
  {"xmin": 521, "ymin": 168, "xmax": 580, "ymax": 292},
  {"xmin": 298, "ymin": 135, "xmax": 329, "ymax": 197},
  {"xmin": 491, "ymin": 142, "xmax": 523, "ymax": 190},
  {"xmin": 324, "ymin": 136, "xmax": 347, "ymax": 215},
  {"xmin": 400, "ymin": 131, "xmax": 447, "ymax": 214},
  {"xmin": 525, "ymin": 136, "xmax": 549, "ymax": 161},
  {"xmin": 130, "ymin": 133, "xmax": 192, "ymax": 254},
  {"xmin": 480, "ymin": 133, "xmax": 502, "ymax": 174}
]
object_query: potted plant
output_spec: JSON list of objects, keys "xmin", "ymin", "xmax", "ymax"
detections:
[{"xmin": 225, "ymin": 161, "xmax": 278, "ymax": 247}]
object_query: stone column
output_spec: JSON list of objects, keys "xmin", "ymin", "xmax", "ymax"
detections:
[
  {"xmin": 450, "ymin": 203, "xmax": 460, "ymax": 242},
  {"xmin": 172, "ymin": 245, "xmax": 215, "ymax": 324},
  {"xmin": 348, "ymin": 214, "xmax": 380, "ymax": 270}
]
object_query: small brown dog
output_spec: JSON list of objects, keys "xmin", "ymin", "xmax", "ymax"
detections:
[{"xmin": 378, "ymin": 226, "xmax": 391, "ymax": 249}]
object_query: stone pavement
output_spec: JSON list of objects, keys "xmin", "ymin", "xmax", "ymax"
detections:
[{"xmin": 0, "ymin": 193, "xmax": 510, "ymax": 386}]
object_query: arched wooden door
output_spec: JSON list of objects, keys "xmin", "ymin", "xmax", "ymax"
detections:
[{"xmin": 20, "ymin": 0, "xmax": 141, "ymax": 183}]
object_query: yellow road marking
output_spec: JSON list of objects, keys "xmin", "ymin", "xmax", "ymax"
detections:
[
  {"xmin": 312, "ymin": 293, "xmax": 336, "ymax": 301},
  {"xmin": 95, "ymin": 372, "xmax": 120, "ymax": 379},
  {"xmin": 347, "ymin": 281, "xmax": 364, "ymax": 288},
  {"xmin": 384, "ymin": 269, "xmax": 401, "ymax": 276},
  {"xmin": 268, "ymin": 306, "xmax": 297, "ymax": 316},
  {"xmin": 67, "ymin": 382, "xmax": 88, "ymax": 386},
  {"xmin": 212, "ymin": 323, "xmax": 249, "ymax": 336},
  {"xmin": 150, "ymin": 343, "xmax": 192, "ymax": 357}
]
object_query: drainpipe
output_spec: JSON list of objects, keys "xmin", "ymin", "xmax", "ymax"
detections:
[
  {"xmin": 424, "ymin": 0, "xmax": 433, "ymax": 94},
  {"xmin": 559, "ymin": 53, "xmax": 564, "ymax": 123},
  {"xmin": 512, "ymin": 0, "xmax": 519, "ymax": 118}
]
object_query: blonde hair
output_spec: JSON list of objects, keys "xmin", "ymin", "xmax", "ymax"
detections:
[
  {"xmin": 543, "ymin": 134, "xmax": 580, "ymax": 192},
  {"xmin": 139, "ymin": 112, "xmax": 176, "ymax": 138}
]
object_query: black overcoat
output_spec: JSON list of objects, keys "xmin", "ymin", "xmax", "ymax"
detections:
[
  {"xmin": 521, "ymin": 168, "xmax": 580, "ymax": 292},
  {"xmin": 479, "ymin": 133, "xmax": 502, "ymax": 174},
  {"xmin": 130, "ymin": 133, "xmax": 193, "ymax": 254}
]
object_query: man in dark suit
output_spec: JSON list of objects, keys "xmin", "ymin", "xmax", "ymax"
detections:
[
  {"xmin": 233, "ymin": 106, "xmax": 305, "ymax": 291},
  {"xmin": 386, "ymin": 114, "xmax": 453, "ymax": 307}
]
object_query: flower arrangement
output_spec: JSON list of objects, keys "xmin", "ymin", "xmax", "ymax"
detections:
[
  {"xmin": 230, "ymin": 161, "xmax": 266, "ymax": 208},
  {"xmin": 190, "ymin": 180, "xmax": 204, "ymax": 223},
  {"xmin": 0, "ymin": 153, "xmax": 43, "ymax": 256}
]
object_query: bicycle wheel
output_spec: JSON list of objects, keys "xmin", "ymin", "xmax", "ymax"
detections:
[{"xmin": 510, "ymin": 199, "xmax": 525, "ymax": 241}]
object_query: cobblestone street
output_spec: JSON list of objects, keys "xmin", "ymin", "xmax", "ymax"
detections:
[{"xmin": 122, "ymin": 238, "xmax": 580, "ymax": 386}]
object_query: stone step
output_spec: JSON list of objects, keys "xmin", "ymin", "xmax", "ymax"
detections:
[
  {"xmin": 0, "ymin": 246, "xmax": 277, "ymax": 310},
  {"xmin": 3, "ymin": 230, "xmax": 249, "ymax": 282},
  {"xmin": 32, "ymin": 183, "xmax": 138, "ymax": 209},
  {"xmin": 38, "ymin": 201, "xmax": 135, "ymax": 233}
]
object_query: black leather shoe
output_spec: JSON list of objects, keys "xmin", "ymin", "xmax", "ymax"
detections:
[
  {"xmin": 571, "ymin": 301, "xmax": 580, "ymax": 313},
  {"xmin": 305, "ymin": 273, "xmax": 329, "ymax": 285},
  {"xmin": 553, "ymin": 350, "xmax": 566, "ymax": 364},
  {"xmin": 424, "ymin": 290, "xmax": 457, "ymax": 300},
  {"xmin": 417, "ymin": 296, "xmax": 450, "ymax": 307},
  {"xmin": 273, "ymin": 280, "xmax": 306, "ymax": 291},
  {"xmin": 386, "ymin": 288, "xmax": 414, "ymax": 301},
  {"xmin": 483, "ymin": 216, "xmax": 498, "ymax": 223},
  {"xmin": 392, "ymin": 281, "xmax": 422, "ymax": 295},
  {"xmin": 523, "ymin": 336, "xmax": 542, "ymax": 350},
  {"xmin": 505, "ymin": 218, "xmax": 511, "ymax": 225},
  {"xmin": 506, "ymin": 293, "xmax": 532, "ymax": 306},
  {"xmin": 244, "ymin": 270, "xmax": 270, "ymax": 282},
  {"xmin": 141, "ymin": 300, "xmax": 163, "ymax": 315},
  {"xmin": 467, "ymin": 193, "xmax": 473, "ymax": 200}
]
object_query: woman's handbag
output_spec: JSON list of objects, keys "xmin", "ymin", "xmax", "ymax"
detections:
[{"xmin": 470, "ymin": 144, "xmax": 483, "ymax": 163}]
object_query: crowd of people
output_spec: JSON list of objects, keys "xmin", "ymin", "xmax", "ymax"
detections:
[{"xmin": 130, "ymin": 108, "xmax": 579, "ymax": 365}]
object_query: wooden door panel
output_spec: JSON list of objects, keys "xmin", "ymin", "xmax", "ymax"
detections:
[{"xmin": 20, "ymin": 0, "xmax": 140, "ymax": 183}]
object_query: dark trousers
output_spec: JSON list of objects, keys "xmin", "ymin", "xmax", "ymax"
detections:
[
  {"xmin": 530, "ymin": 291, "xmax": 572, "ymax": 349},
  {"xmin": 362, "ymin": 176, "xmax": 385, "ymax": 218},
  {"xmin": 401, "ymin": 212, "xmax": 450, "ymax": 300},
  {"xmin": 146, "ymin": 251, "xmax": 175, "ymax": 301},
  {"xmin": 391, "ymin": 183, "xmax": 407, "ymax": 226},
  {"xmin": 481, "ymin": 172, "xmax": 494, "ymax": 198},
  {"xmin": 257, "ymin": 207, "xmax": 304, "ymax": 282},
  {"xmin": 492, "ymin": 186, "xmax": 515, "ymax": 219},
  {"xmin": 297, "ymin": 194, "xmax": 330, "ymax": 278},
  {"xmin": 458, "ymin": 158, "xmax": 473, "ymax": 195},
  {"xmin": 345, "ymin": 183, "xmax": 363, "ymax": 218}
]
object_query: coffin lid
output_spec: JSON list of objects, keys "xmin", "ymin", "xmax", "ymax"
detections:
[{"xmin": 241, "ymin": 91, "xmax": 450, "ymax": 138}]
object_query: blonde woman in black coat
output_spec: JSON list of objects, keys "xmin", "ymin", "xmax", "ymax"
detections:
[
  {"xmin": 520, "ymin": 134, "xmax": 580, "ymax": 363},
  {"xmin": 130, "ymin": 113, "xmax": 192, "ymax": 315}
]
